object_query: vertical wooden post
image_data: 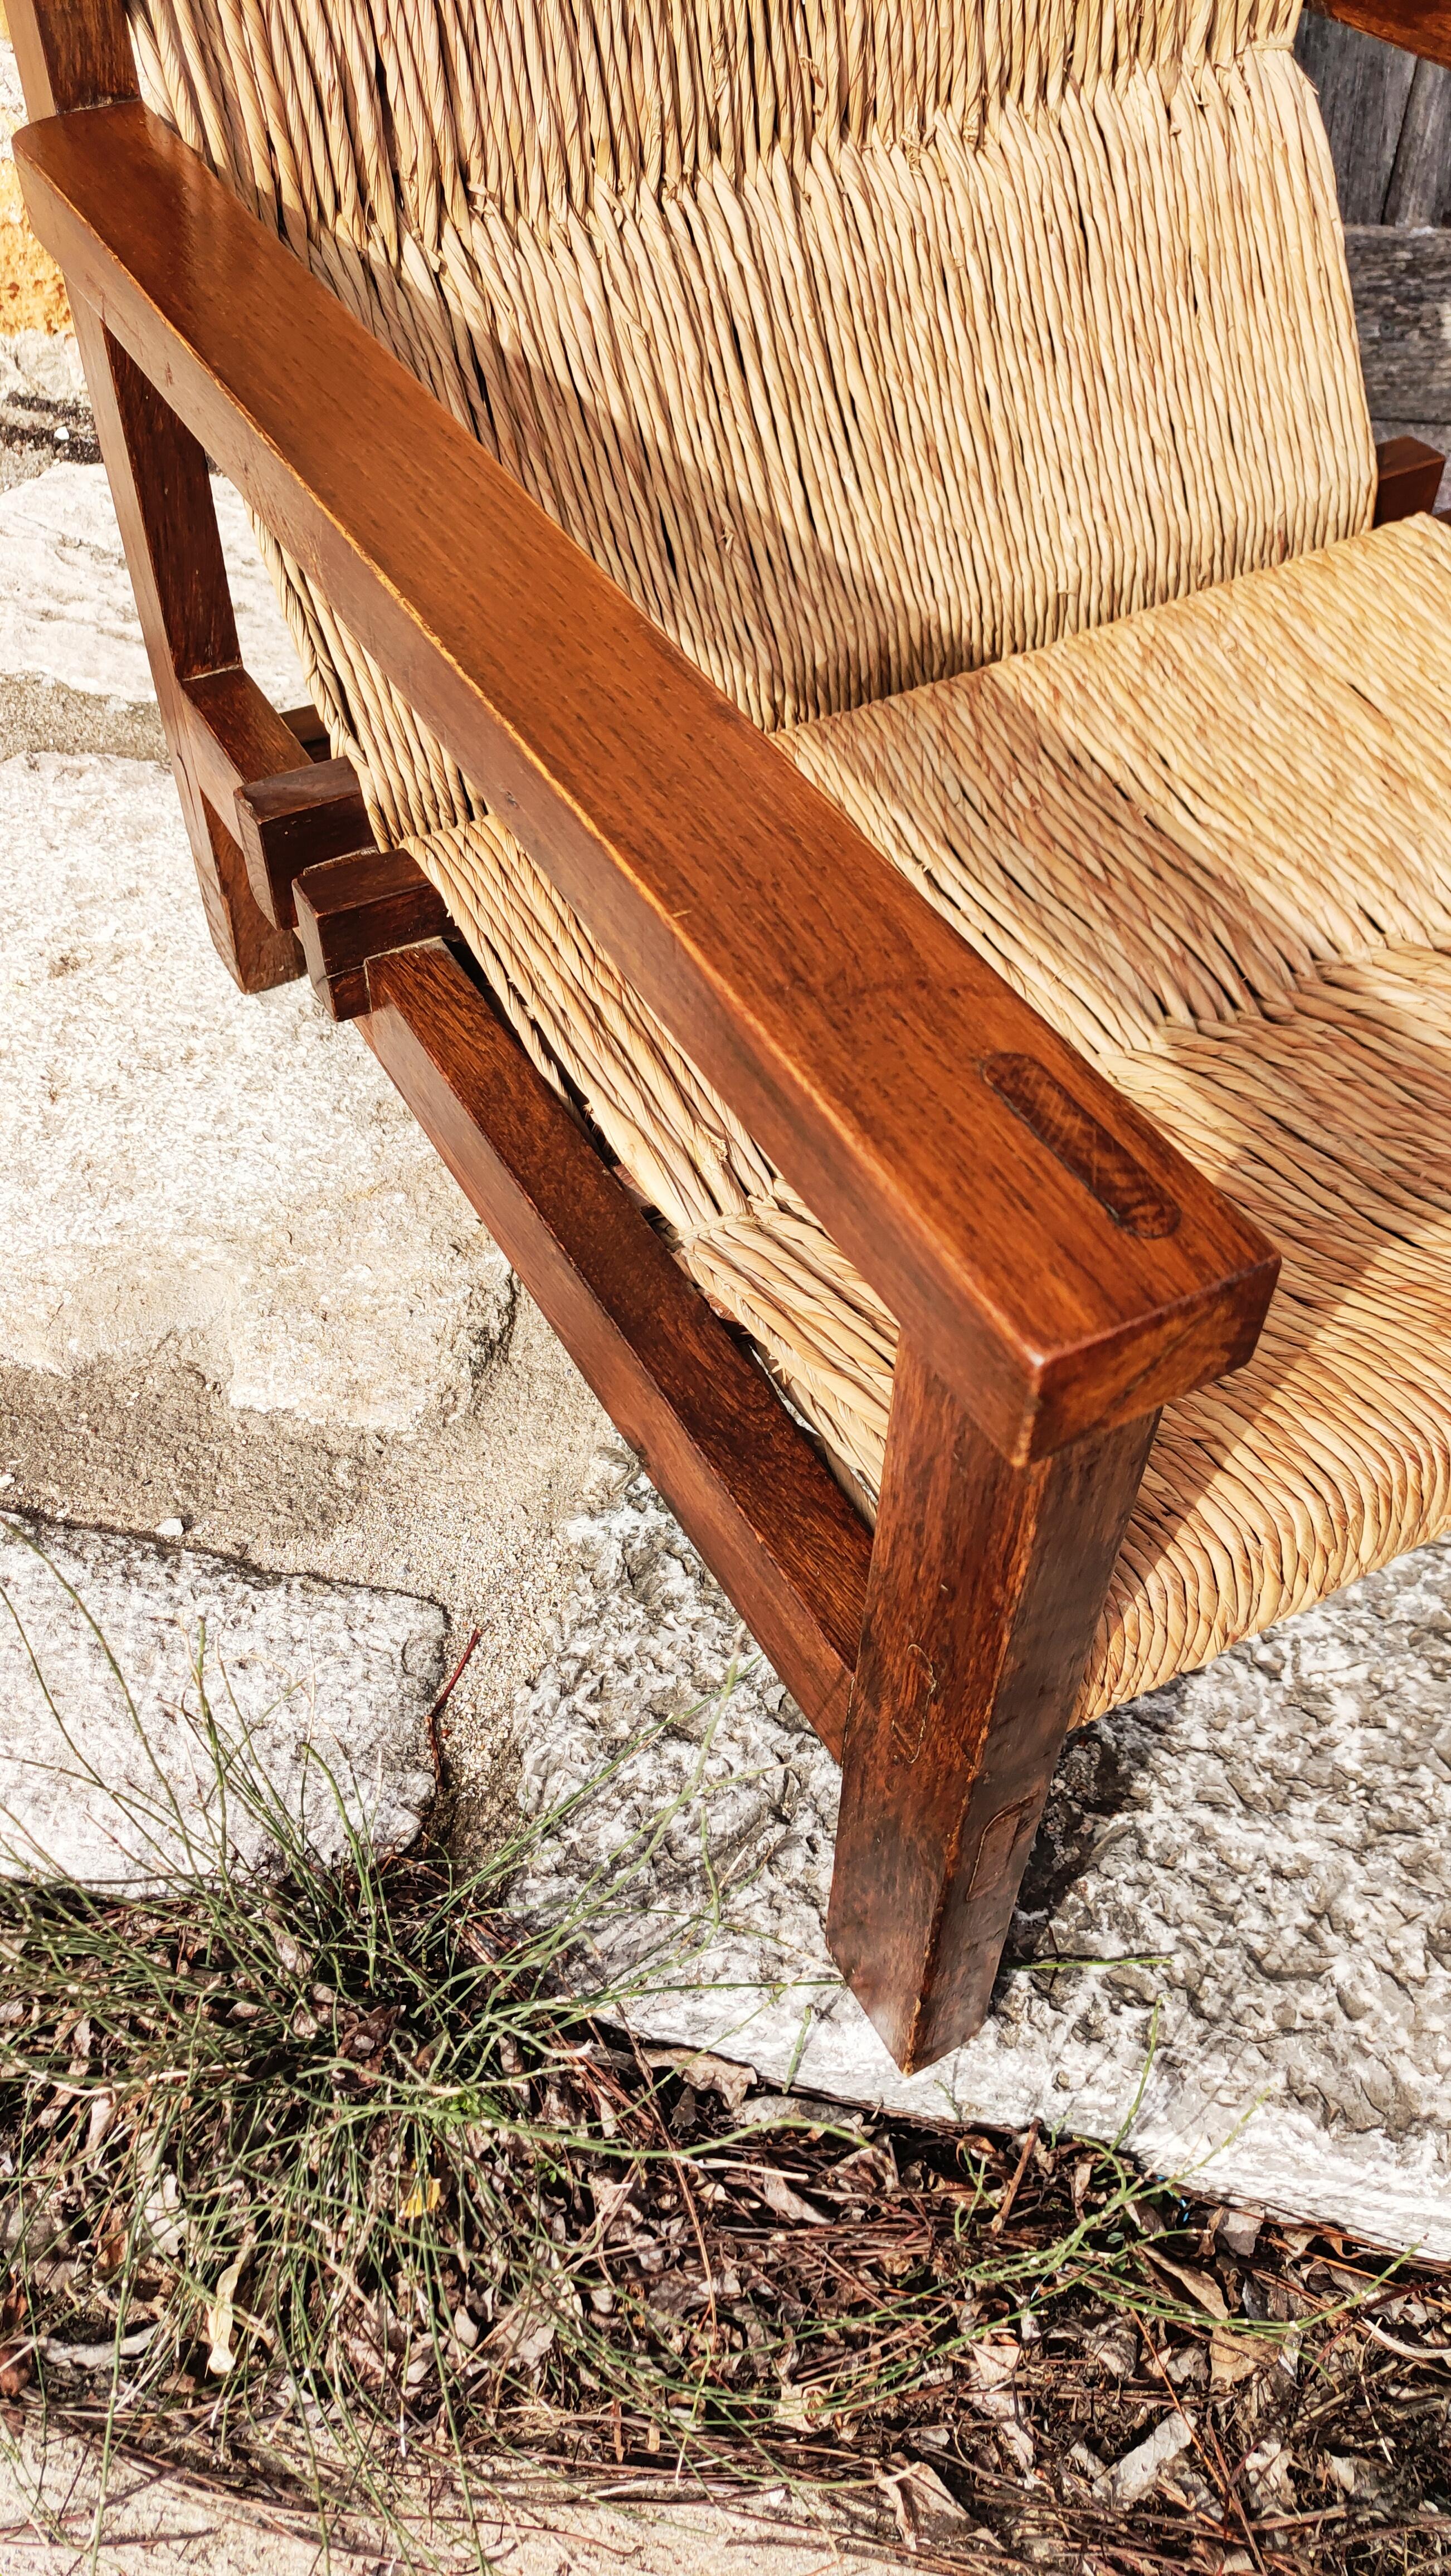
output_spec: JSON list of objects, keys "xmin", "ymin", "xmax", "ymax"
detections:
[
  {"xmin": 827, "ymin": 1339, "xmax": 1157, "ymax": 2074},
  {"xmin": 7, "ymin": 0, "xmax": 301, "ymax": 993}
]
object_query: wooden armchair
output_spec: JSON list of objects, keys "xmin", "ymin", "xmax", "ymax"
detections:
[{"xmin": 12, "ymin": 0, "xmax": 1451, "ymax": 2074}]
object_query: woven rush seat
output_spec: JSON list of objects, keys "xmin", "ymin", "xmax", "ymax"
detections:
[
  {"xmin": 785, "ymin": 514, "xmax": 1451, "ymax": 1716},
  {"xmin": 122, "ymin": 0, "xmax": 1451, "ymax": 1724}
]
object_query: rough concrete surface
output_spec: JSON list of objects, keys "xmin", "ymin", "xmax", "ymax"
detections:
[
  {"xmin": 0, "ymin": 332, "xmax": 83, "ymax": 406},
  {"xmin": 517, "ymin": 1475, "xmax": 1451, "ymax": 2260},
  {"xmin": 0, "ymin": 333, "xmax": 99, "ymax": 490},
  {"xmin": 0, "ymin": 1512, "xmax": 440, "ymax": 1882}
]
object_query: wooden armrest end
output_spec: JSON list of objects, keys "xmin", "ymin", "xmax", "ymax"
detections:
[{"xmin": 1375, "ymin": 435, "xmax": 1447, "ymax": 525}]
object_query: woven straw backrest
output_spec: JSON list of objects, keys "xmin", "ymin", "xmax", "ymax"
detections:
[{"xmin": 128, "ymin": 0, "xmax": 1374, "ymax": 750}]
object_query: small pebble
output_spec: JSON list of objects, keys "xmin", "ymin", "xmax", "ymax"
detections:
[
  {"xmin": 1217, "ymin": 2208, "xmax": 1263, "ymax": 2261},
  {"xmin": 154, "ymin": 1517, "xmax": 185, "ymax": 1540}
]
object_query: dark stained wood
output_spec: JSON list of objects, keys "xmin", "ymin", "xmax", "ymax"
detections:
[
  {"xmin": 1313, "ymin": 0, "xmax": 1451, "ymax": 74},
  {"xmin": 1374, "ymin": 431, "xmax": 1448, "ymax": 518},
  {"xmin": 181, "ymin": 665, "xmax": 311, "ymax": 818},
  {"xmin": 8, "ymin": 1, "xmax": 300, "ymax": 992},
  {"xmin": 4, "ymin": 0, "xmax": 135, "ymax": 117},
  {"xmin": 281, "ymin": 702, "xmax": 331, "ymax": 760},
  {"xmin": 233, "ymin": 758, "xmax": 373, "ymax": 926},
  {"xmin": 364, "ymin": 942, "xmax": 870, "ymax": 1746},
  {"xmin": 77, "ymin": 316, "xmax": 301, "ymax": 990},
  {"xmin": 15, "ymin": 102, "xmax": 1279, "ymax": 1467},
  {"xmin": 295, "ymin": 847, "xmax": 450, "ymax": 1017},
  {"xmin": 1346, "ymin": 227, "xmax": 1451, "ymax": 417},
  {"xmin": 180, "ymin": 670, "xmax": 372, "ymax": 923},
  {"xmin": 827, "ymin": 1344, "xmax": 1158, "ymax": 2071}
]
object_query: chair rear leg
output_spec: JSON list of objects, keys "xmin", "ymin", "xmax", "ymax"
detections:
[
  {"xmin": 9, "ymin": 0, "xmax": 301, "ymax": 994},
  {"xmin": 73, "ymin": 316, "xmax": 302, "ymax": 993},
  {"xmin": 827, "ymin": 1336, "xmax": 1157, "ymax": 2074}
]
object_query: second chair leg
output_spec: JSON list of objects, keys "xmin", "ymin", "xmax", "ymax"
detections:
[
  {"xmin": 827, "ymin": 1338, "xmax": 1157, "ymax": 2074},
  {"xmin": 71, "ymin": 308, "xmax": 301, "ymax": 993}
]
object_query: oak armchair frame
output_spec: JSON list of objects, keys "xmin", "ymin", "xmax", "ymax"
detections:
[{"xmin": 9, "ymin": 0, "xmax": 1439, "ymax": 2073}]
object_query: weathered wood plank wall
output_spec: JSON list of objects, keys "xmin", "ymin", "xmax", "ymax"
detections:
[
  {"xmin": 1295, "ymin": 2, "xmax": 1451, "ymax": 496},
  {"xmin": 1296, "ymin": 6, "xmax": 1451, "ymax": 221}
]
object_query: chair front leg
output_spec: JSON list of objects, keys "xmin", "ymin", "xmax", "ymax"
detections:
[{"xmin": 827, "ymin": 1337, "xmax": 1157, "ymax": 2074}]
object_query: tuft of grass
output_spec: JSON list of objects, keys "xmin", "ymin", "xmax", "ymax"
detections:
[{"xmin": 0, "ymin": 1584, "xmax": 1444, "ymax": 2569}]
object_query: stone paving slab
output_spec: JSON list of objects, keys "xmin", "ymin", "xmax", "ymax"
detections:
[
  {"xmin": 516, "ymin": 1472, "xmax": 1451, "ymax": 2258},
  {"xmin": 0, "ymin": 448, "xmax": 602, "ymax": 1827},
  {"xmin": 0, "ymin": 460, "xmax": 303, "ymax": 700},
  {"xmin": 0, "ymin": 329, "xmax": 85, "ymax": 407},
  {"xmin": 0, "ymin": 747, "xmax": 512, "ymax": 1426},
  {"xmin": 0, "ymin": 1512, "xmax": 440, "ymax": 1884}
]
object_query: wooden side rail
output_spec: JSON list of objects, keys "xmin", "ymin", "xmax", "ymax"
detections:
[
  {"xmin": 362, "ymin": 941, "xmax": 872, "ymax": 1752},
  {"xmin": 304, "ymin": 847, "xmax": 1144, "ymax": 2067},
  {"xmin": 14, "ymin": 97, "xmax": 1278, "ymax": 1474}
]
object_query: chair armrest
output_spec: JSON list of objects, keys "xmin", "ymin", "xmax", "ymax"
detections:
[
  {"xmin": 1304, "ymin": 0, "xmax": 1451, "ymax": 69},
  {"xmin": 16, "ymin": 100, "xmax": 1277, "ymax": 1466}
]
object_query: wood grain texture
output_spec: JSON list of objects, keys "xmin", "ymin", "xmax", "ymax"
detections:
[
  {"xmin": 14, "ymin": 101, "xmax": 1279, "ymax": 1465},
  {"xmin": 1296, "ymin": 7, "xmax": 1419, "ymax": 217},
  {"xmin": 8, "ymin": 0, "xmax": 300, "ymax": 992},
  {"xmin": 1385, "ymin": 53, "xmax": 1451, "ymax": 221},
  {"xmin": 1374, "ymin": 431, "xmax": 1448, "ymax": 518},
  {"xmin": 295, "ymin": 847, "xmax": 450, "ymax": 1017},
  {"xmin": 181, "ymin": 665, "xmax": 312, "ymax": 818},
  {"xmin": 180, "ymin": 671, "xmax": 370, "ymax": 921},
  {"xmin": 1312, "ymin": 0, "xmax": 1451, "ymax": 72},
  {"xmin": 76, "ymin": 316, "xmax": 300, "ymax": 991},
  {"xmin": 827, "ymin": 1344, "xmax": 1158, "ymax": 2071},
  {"xmin": 364, "ymin": 942, "xmax": 870, "ymax": 1746},
  {"xmin": 4, "ymin": 0, "xmax": 135, "ymax": 116},
  {"xmin": 1346, "ymin": 226, "xmax": 1451, "ymax": 415},
  {"xmin": 233, "ymin": 757, "xmax": 373, "ymax": 926}
]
